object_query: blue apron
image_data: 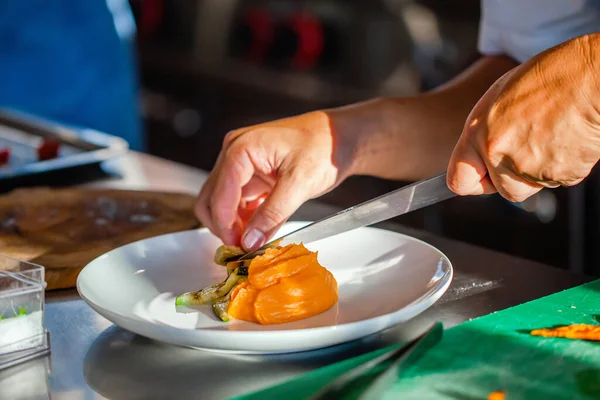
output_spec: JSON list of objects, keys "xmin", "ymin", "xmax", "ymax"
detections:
[{"xmin": 0, "ymin": 0, "xmax": 143, "ymax": 150}]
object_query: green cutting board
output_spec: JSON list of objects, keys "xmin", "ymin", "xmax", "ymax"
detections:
[{"xmin": 234, "ymin": 279, "xmax": 600, "ymax": 400}]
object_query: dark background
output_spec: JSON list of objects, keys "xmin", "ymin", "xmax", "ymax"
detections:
[{"xmin": 127, "ymin": 0, "xmax": 600, "ymax": 276}]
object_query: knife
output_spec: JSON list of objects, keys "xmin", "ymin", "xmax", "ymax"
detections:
[{"xmin": 240, "ymin": 173, "xmax": 455, "ymax": 260}]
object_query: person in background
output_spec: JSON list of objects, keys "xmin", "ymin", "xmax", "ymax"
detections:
[
  {"xmin": 196, "ymin": 0, "xmax": 600, "ymax": 251},
  {"xmin": 0, "ymin": 0, "xmax": 143, "ymax": 151}
]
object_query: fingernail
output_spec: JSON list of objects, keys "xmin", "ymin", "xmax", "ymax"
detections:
[{"xmin": 243, "ymin": 228, "xmax": 265, "ymax": 250}]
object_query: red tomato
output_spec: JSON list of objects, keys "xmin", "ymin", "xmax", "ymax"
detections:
[
  {"xmin": 37, "ymin": 139, "xmax": 60, "ymax": 161},
  {"xmin": 0, "ymin": 148, "xmax": 10, "ymax": 165}
]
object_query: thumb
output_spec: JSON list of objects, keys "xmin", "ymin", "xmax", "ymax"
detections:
[
  {"xmin": 241, "ymin": 173, "xmax": 311, "ymax": 251},
  {"xmin": 447, "ymin": 132, "xmax": 495, "ymax": 196},
  {"xmin": 447, "ymin": 67, "xmax": 519, "ymax": 196}
]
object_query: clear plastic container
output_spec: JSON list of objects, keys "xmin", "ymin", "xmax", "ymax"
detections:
[{"xmin": 0, "ymin": 255, "xmax": 50, "ymax": 370}]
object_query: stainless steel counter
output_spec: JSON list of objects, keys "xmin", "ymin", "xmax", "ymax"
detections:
[{"xmin": 0, "ymin": 152, "xmax": 592, "ymax": 400}]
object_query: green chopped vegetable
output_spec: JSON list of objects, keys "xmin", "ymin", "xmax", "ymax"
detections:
[
  {"xmin": 17, "ymin": 307, "xmax": 27, "ymax": 316},
  {"xmin": 212, "ymin": 294, "xmax": 231, "ymax": 322},
  {"xmin": 211, "ymin": 278, "xmax": 248, "ymax": 322},
  {"xmin": 176, "ymin": 268, "xmax": 244, "ymax": 306},
  {"xmin": 214, "ymin": 245, "xmax": 245, "ymax": 265}
]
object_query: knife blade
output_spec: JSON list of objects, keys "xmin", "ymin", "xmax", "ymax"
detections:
[{"xmin": 241, "ymin": 173, "xmax": 455, "ymax": 260}]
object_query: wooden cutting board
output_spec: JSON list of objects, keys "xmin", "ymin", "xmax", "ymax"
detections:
[{"xmin": 0, "ymin": 188, "xmax": 200, "ymax": 290}]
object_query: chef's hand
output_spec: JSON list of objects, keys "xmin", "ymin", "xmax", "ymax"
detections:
[
  {"xmin": 447, "ymin": 34, "xmax": 600, "ymax": 202},
  {"xmin": 195, "ymin": 111, "xmax": 357, "ymax": 251},
  {"xmin": 196, "ymin": 56, "xmax": 518, "ymax": 250}
]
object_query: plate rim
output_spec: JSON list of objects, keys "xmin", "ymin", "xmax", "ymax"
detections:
[{"xmin": 76, "ymin": 221, "xmax": 453, "ymax": 339}]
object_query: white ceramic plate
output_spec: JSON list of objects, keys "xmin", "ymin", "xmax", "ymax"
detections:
[{"xmin": 77, "ymin": 221, "xmax": 452, "ymax": 354}]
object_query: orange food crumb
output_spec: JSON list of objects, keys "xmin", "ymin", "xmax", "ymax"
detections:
[
  {"xmin": 228, "ymin": 243, "xmax": 338, "ymax": 324},
  {"xmin": 530, "ymin": 324, "xmax": 600, "ymax": 341},
  {"xmin": 488, "ymin": 392, "xmax": 505, "ymax": 400}
]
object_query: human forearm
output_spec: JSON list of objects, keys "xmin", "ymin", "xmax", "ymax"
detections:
[{"xmin": 327, "ymin": 55, "xmax": 519, "ymax": 181}]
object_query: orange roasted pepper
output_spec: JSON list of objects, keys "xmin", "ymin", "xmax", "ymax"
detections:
[
  {"xmin": 530, "ymin": 324, "xmax": 600, "ymax": 341},
  {"xmin": 227, "ymin": 243, "xmax": 338, "ymax": 324}
]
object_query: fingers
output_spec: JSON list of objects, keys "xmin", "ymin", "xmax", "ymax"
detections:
[
  {"xmin": 241, "ymin": 176, "xmax": 272, "ymax": 202},
  {"xmin": 195, "ymin": 174, "xmax": 217, "ymax": 234},
  {"xmin": 447, "ymin": 130, "xmax": 496, "ymax": 196},
  {"xmin": 210, "ymin": 146, "xmax": 256, "ymax": 245},
  {"xmin": 447, "ymin": 79, "xmax": 503, "ymax": 197},
  {"xmin": 447, "ymin": 133, "xmax": 544, "ymax": 203},
  {"xmin": 486, "ymin": 165, "xmax": 543, "ymax": 203},
  {"xmin": 447, "ymin": 68, "xmax": 541, "ymax": 202},
  {"xmin": 195, "ymin": 128, "xmax": 250, "ymax": 239},
  {"xmin": 448, "ymin": 134, "xmax": 544, "ymax": 202},
  {"xmin": 241, "ymin": 171, "xmax": 313, "ymax": 251},
  {"xmin": 196, "ymin": 143, "xmax": 275, "ymax": 241},
  {"xmin": 195, "ymin": 151, "xmax": 226, "ymax": 236},
  {"xmin": 238, "ymin": 194, "xmax": 266, "ymax": 229},
  {"xmin": 238, "ymin": 176, "xmax": 271, "ymax": 228},
  {"xmin": 195, "ymin": 112, "xmax": 340, "ymax": 248}
]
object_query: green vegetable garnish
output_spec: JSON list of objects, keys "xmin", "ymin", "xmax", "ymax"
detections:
[
  {"xmin": 176, "ymin": 268, "xmax": 245, "ymax": 306},
  {"xmin": 16, "ymin": 307, "xmax": 27, "ymax": 316}
]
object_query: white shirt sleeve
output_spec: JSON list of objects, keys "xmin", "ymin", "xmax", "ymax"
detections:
[{"xmin": 478, "ymin": 0, "xmax": 600, "ymax": 63}]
